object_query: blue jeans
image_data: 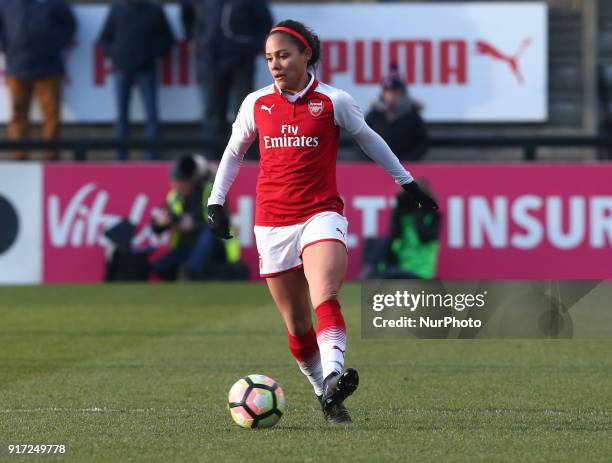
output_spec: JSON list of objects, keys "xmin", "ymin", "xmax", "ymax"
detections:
[
  {"xmin": 152, "ymin": 228, "xmax": 218, "ymax": 280},
  {"xmin": 114, "ymin": 69, "xmax": 159, "ymax": 161}
]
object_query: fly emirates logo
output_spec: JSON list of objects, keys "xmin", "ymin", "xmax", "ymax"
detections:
[{"xmin": 263, "ymin": 124, "xmax": 319, "ymax": 149}]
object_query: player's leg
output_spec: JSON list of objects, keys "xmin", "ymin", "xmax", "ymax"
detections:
[
  {"xmin": 301, "ymin": 240, "xmax": 357, "ymax": 372},
  {"xmin": 300, "ymin": 211, "xmax": 352, "ymax": 380},
  {"xmin": 302, "ymin": 240, "xmax": 347, "ymax": 375},
  {"xmin": 266, "ymin": 269, "xmax": 324, "ymax": 396},
  {"xmin": 300, "ymin": 214, "xmax": 359, "ymax": 422},
  {"xmin": 302, "ymin": 241, "xmax": 358, "ymax": 422}
]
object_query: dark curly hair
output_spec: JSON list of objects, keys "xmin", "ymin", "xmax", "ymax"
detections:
[{"xmin": 268, "ymin": 19, "xmax": 321, "ymax": 70}]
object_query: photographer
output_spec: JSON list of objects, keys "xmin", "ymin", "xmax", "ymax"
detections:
[
  {"xmin": 360, "ymin": 180, "xmax": 441, "ymax": 280},
  {"xmin": 384, "ymin": 182, "xmax": 441, "ymax": 279},
  {"xmin": 151, "ymin": 154, "xmax": 224, "ymax": 280}
]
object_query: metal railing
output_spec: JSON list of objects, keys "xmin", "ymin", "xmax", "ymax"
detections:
[
  {"xmin": 0, "ymin": 135, "xmax": 610, "ymax": 161},
  {"xmin": 425, "ymin": 136, "xmax": 612, "ymax": 161}
]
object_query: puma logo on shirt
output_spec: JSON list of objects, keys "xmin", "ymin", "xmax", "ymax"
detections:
[{"xmin": 261, "ymin": 104, "xmax": 275, "ymax": 115}]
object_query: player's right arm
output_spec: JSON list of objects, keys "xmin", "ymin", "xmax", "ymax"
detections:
[{"xmin": 207, "ymin": 94, "xmax": 258, "ymax": 239}]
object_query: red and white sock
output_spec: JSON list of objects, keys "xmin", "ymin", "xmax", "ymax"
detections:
[
  {"xmin": 315, "ymin": 300, "xmax": 347, "ymax": 379},
  {"xmin": 288, "ymin": 326, "xmax": 324, "ymax": 396}
]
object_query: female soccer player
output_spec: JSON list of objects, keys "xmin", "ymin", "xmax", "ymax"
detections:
[{"xmin": 207, "ymin": 20, "xmax": 438, "ymax": 423}]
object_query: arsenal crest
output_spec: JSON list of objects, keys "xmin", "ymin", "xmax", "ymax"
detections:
[{"xmin": 308, "ymin": 99, "xmax": 324, "ymax": 117}]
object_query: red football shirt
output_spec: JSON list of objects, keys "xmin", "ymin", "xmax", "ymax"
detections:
[
  {"xmin": 209, "ymin": 74, "xmax": 413, "ymax": 226},
  {"xmin": 226, "ymin": 75, "xmax": 366, "ymax": 226}
]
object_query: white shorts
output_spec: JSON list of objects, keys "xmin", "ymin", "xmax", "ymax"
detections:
[{"xmin": 254, "ymin": 211, "xmax": 349, "ymax": 277}]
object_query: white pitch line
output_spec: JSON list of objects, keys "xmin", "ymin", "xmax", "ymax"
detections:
[
  {"xmin": 1, "ymin": 407, "xmax": 611, "ymax": 415},
  {"xmin": 0, "ymin": 407, "xmax": 210, "ymax": 413},
  {"xmin": 393, "ymin": 408, "xmax": 612, "ymax": 416}
]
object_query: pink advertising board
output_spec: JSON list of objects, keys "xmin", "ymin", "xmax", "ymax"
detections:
[
  {"xmin": 44, "ymin": 164, "xmax": 171, "ymax": 282},
  {"xmin": 44, "ymin": 163, "xmax": 612, "ymax": 282}
]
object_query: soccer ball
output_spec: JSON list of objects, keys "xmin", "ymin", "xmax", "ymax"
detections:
[{"xmin": 228, "ymin": 374, "xmax": 286, "ymax": 429}]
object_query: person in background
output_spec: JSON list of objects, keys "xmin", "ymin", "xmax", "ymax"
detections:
[
  {"xmin": 365, "ymin": 65, "xmax": 429, "ymax": 162},
  {"xmin": 98, "ymin": 0, "xmax": 175, "ymax": 161},
  {"xmin": 0, "ymin": 0, "xmax": 76, "ymax": 161},
  {"xmin": 181, "ymin": 0, "xmax": 272, "ymax": 138},
  {"xmin": 151, "ymin": 154, "xmax": 225, "ymax": 280},
  {"xmin": 360, "ymin": 180, "xmax": 441, "ymax": 280}
]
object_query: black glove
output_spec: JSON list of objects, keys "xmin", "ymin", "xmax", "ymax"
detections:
[
  {"xmin": 401, "ymin": 181, "xmax": 439, "ymax": 211},
  {"xmin": 207, "ymin": 204, "xmax": 233, "ymax": 239}
]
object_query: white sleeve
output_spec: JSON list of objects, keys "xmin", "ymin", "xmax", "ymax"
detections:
[
  {"xmin": 207, "ymin": 96, "xmax": 258, "ymax": 206},
  {"xmin": 333, "ymin": 90, "xmax": 413, "ymax": 186},
  {"xmin": 352, "ymin": 125, "xmax": 414, "ymax": 185}
]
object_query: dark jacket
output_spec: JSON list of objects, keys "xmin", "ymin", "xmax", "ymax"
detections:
[
  {"xmin": 365, "ymin": 96, "xmax": 429, "ymax": 162},
  {"xmin": 181, "ymin": 0, "xmax": 272, "ymax": 72},
  {"xmin": 98, "ymin": 0, "xmax": 175, "ymax": 73},
  {"xmin": 0, "ymin": 0, "xmax": 76, "ymax": 78}
]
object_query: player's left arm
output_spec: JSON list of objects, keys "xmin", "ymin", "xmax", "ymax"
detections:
[{"xmin": 334, "ymin": 90, "xmax": 438, "ymax": 211}]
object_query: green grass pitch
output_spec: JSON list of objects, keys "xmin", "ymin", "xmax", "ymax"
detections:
[{"xmin": 1, "ymin": 284, "xmax": 611, "ymax": 462}]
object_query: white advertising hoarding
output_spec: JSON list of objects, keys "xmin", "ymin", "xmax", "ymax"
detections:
[
  {"xmin": 270, "ymin": 2, "xmax": 548, "ymax": 122},
  {"xmin": 0, "ymin": 164, "xmax": 43, "ymax": 284},
  {"xmin": 0, "ymin": 3, "xmax": 547, "ymax": 123}
]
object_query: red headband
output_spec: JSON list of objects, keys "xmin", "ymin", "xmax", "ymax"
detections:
[{"xmin": 270, "ymin": 26, "xmax": 311, "ymax": 50}]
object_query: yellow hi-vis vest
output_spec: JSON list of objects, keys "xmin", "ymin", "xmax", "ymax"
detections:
[
  {"xmin": 168, "ymin": 181, "xmax": 241, "ymax": 264},
  {"xmin": 166, "ymin": 181, "xmax": 213, "ymax": 249}
]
